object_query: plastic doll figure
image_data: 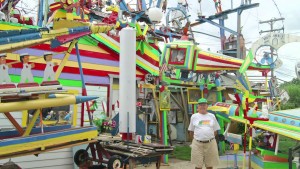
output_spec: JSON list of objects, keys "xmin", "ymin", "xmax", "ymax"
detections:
[
  {"xmin": 0, "ymin": 53, "xmax": 12, "ymax": 84},
  {"xmin": 20, "ymin": 53, "xmax": 35, "ymax": 83},
  {"xmin": 43, "ymin": 52, "xmax": 58, "ymax": 81}
]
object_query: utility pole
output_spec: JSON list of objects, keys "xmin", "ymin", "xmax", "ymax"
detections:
[{"xmin": 259, "ymin": 17, "xmax": 285, "ymax": 77}]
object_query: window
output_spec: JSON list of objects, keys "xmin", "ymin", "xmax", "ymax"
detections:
[{"xmin": 169, "ymin": 48, "xmax": 186, "ymax": 65}]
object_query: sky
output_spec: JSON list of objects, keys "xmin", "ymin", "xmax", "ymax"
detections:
[
  {"xmin": 165, "ymin": 0, "xmax": 300, "ymax": 82},
  {"xmin": 15, "ymin": 0, "xmax": 300, "ymax": 82}
]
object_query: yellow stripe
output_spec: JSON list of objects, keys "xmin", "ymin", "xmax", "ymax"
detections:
[
  {"xmin": 50, "ymin": 4, "xmax": 62, "ymax": 8},
  {"xmin": 199, "ymin": 51, "xmax": 242, "ymax": 64},
  {"xmin": 0, "ymin": 130, "xmax": 97, "ymax": 155},
  {"xmin": 112, "ymin": 84, "xmax": 119, "ymax": 90},
  {"xmin": 0, "ymin": 23, "xmax": 28, "ymax": 30},
  {"xmin": 196, "ymin": 66, "xmax": 238, "ymax": 71},
  {"xmin": 136, "ymin": 59, "xmax": 156, "ymax": 74},
  {"xmin": 54, "ymin": 10, "xmax": 89, "ymax": 20},
  {"xmin": 141, "ymin": 46, "xmax": 159, "ymax": 62},
  {"xmin": 79, "ymin": 44, "xmax": 109, "ymax": 54}
]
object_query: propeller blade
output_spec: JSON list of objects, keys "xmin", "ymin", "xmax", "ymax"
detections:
[
  {"xmin": 136, "ymin": 23, "xmax": 142, "ymax": 36},
  {"xmin": 267, "ymin": 57, "xmax": 273, "ymax": 64},
  {"xmin": 136, "ymin": 41, "xmax": 142, "ymax": 51},
  {"xmin": 143, "ymin": 24, "xmax": 149, "ymax": 35}
]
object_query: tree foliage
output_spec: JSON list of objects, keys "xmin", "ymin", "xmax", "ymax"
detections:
[{"xmin": 280, "ymin": 78, "xmax": 300, "ymax": 110}]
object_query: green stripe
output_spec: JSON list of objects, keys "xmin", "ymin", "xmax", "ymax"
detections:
[
  {"xmin": 79, "ymin": 36, "xmax": 99, "ymax": 46},
  {"xmin": 10, "ymin": 75, "xmax": 82, "ymax": 87},
  {"xmin": 91, "ymin": 34, "xmax": 119, "ymax": 52}
]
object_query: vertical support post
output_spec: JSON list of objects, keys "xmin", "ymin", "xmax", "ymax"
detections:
[
  {"xmin": 22, "ymin": 110, "xmax": 28, "ymax": 127},
  {"xmin": 37, "ymin": 0, "xmax": 44, "ymax": 27},
  {"xmin": 162, "ymin": 110, "xmax": 168, "ymax": 164},
  {"xmin": 43, "ymin": 0, "xmax": 49, "ymax": 26},
  {"xmin": 119, "ymin": 27, "xmax": 136, "ymax": 140},
  {"xmin": 73, "ymin": 104, "xmax": 78, "ymax": 127},
  {"xmin": 288, "ymin": 148, "xmax": 293, "ymax": 169},
  {"xmin": 275, "ymin": 134, "xmax": 280, "ymax": 155},
  {"xmin": 75, "ymin": 42, "xmax": 93, "ymax": 126},
  {"xmin": 217, "ymin": 116, "xmax": 225, "ymax": 155},
  {"xmin": 219, "ymin": 18, "xmax": 225, "ymax": 52},
  {"xmin": 23, "ymin": 109, "xmax": 41, "ymax": 137},
  {"xmin": 236, "ymin": 9, "xmax": 242, "ymax": 59}
]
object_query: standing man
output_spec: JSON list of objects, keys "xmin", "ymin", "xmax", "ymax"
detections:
[
  {"xmin": 0, "ymin": 53, "xmax": 12, "ymax": 84},
  {"xmin": 20, "ymin": 53, "xmax": 35, "ymax": 83},
  {"xmin": 43, "ymin": 52, "xmax": 57, "ymax": 81},
  {"xmin": 188, "ymin": 98, "xmax": 220, "ymax": 169}
]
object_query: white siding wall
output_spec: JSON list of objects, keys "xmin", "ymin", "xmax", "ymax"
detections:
[{"xmin": 0, "ymin": 85, "xmax": 108, "ymax": 168}]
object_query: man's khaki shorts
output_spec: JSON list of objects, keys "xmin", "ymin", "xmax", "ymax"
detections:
[{"xmin": 191, "ymin": 138, "xmax": 220, "ymax": 168}]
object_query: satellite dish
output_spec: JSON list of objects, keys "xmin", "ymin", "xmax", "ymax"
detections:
[{"xmin": 296, "ymin": 61, "xmax": 300, "ymax": 79}]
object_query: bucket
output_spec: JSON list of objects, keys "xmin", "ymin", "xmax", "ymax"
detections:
[{"xmin": 144, "ymin": 135, "xmax": 151, "ymax": 144}]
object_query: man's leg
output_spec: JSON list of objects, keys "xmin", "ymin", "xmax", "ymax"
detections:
[
  {"xmin": 204, "ymin": 140, "xmax": 220, "ymax": 168},
  {"xmin": 191, "ymin": 140, "xmax": 204, "ymax": 168}
]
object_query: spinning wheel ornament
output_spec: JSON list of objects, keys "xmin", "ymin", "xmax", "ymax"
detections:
[
  {"xmin": 166, "ymin": 5, "xmax": 189, "ymax": 32},
  {"xmin": 255, "ymin": 46, "xmax": 279, "ymax": 69}
]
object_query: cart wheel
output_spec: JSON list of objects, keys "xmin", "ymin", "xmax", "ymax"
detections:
[
  {"xmin": 107, "ymin": 155, "xmax": 123, "ymax": 169},
  {"xmin": 74, "ymin": 149, "xmax": 89, "ymax": 166}
]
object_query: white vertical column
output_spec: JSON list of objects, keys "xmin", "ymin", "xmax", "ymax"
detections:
[{"xmin": 119, "ymin": 27, "xmax": 136, "ymax": 134}]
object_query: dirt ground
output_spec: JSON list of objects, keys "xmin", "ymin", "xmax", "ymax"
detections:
[{"xmin": 133, "ymin": 154, "xmax": 247, "ymax": 169}]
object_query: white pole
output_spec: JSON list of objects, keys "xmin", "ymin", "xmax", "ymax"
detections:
[
  {"xmin": 275, "ymin": 135, "xmax": 280, "ymax": 155},
  {"xmin": 119, "ymin": 27, "xmax": 136, "ymax": 136}
]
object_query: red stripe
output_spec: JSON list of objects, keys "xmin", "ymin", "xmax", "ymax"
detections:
[
  {"xmin": 97, "ymin": 35, "xmax": 159, "ymax": 67},
  {"xmin": 31, "ymin": 44, "xmax": 119, "ymax": 61},
  {"xmin": 198, "ymin": 54, "xmax": 268, "ymax": 71},
  {"xmin": 198, "ymin": 54, "xmax": 241, "ymax": 66},
  {"xmin": 136, "ymin": 50, "xmax": 159, "ymax": 67},
  {"xmin": 7, "ymin": 59, "xmax": 144, "ymax": 78},
  {"xmin": 97, "ymin": 42, "xmax": 148, "ymax": 77},
  {"xmin": 56, "ymin": 31, "xmax": 91, "ymax": 44}
]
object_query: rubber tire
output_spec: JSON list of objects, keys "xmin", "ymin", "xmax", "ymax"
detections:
[
  {"xmin": 74, "ymin": 149, "xmax": 89, "ymax": 166},
  {"xmin": 107, "ymin": 155, "xmax": 124, "ymax": 169}
]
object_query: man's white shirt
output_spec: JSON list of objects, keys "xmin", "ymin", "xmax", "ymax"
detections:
[{"xmin": 188, "ymin": 112, "xmax": 220, "ymax": 141}]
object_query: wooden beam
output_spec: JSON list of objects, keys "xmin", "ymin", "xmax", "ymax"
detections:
[
  {"xmin": 170, "ymin": 93, "xmax": 185, "ymax": 113},
  {"xmin": 55, "ymin": 39, "xmax": 78, "ymax": 79},
  {"xmin": 180, "ymin": 88, "xmax": 190, "ymax": 127},
  {"xmin": 4, "ymin": 112, "xmax": 24, "ymax": 135}
]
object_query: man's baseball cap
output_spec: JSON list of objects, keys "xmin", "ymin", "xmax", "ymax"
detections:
[{"xmin": 198, "ymin": 98, "xmax": 207, "ymax": 104}]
